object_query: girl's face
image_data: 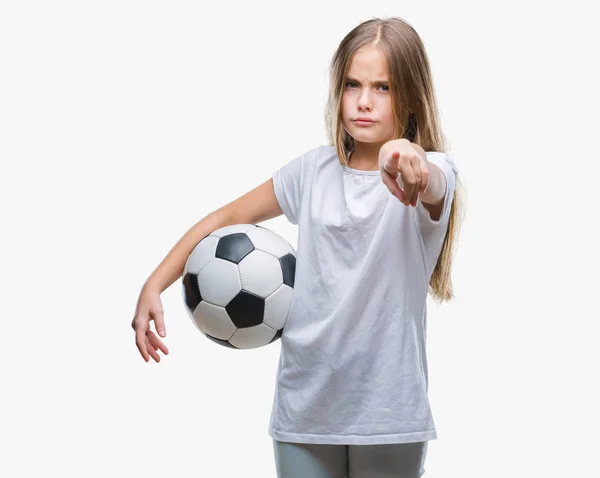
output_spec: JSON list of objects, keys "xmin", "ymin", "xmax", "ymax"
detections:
[{"xmin": 341, "ymin": 45, "xmax": 396, "ymax": 149}]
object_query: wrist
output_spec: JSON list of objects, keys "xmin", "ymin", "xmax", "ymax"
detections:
[{"xmin": 142, "ymin": 280, "xmax": 163, "ymax": 295}]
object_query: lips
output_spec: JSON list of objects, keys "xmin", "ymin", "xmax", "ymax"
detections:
[{"xmin": 354, "ymin": 118, "xmax": 375, "ymax": 122}]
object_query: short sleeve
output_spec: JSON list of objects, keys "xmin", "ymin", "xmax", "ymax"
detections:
[
  {"xmin": 272, "ymin": 149, "xmax": 315, "ymax": 225},
  {"xmin": 416, "ymin": 152, "xmax": 459, "ymax": 271},
  {"xmin": 417, "ymin": 152, "xmax": 458, "ymax": 231}
]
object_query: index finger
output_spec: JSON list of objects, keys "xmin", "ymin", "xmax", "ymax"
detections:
[{"xmin": 136, "ymin": 327, "xmax": 150, "ymax": 362}]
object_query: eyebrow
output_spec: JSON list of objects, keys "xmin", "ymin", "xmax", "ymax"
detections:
[{"xmin": 346, "ymin": 76, "xmax": 389, "ymax": 85}]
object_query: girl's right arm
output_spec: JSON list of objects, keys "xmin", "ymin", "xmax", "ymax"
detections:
[{"xmin": 132, "ymin": 177, "xmax": 283, "ymax": 362}]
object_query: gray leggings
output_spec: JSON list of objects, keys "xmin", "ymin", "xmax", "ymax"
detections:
[{"xmin": 273, "ymin": 439, "xmax": 427, "ymax": 478}]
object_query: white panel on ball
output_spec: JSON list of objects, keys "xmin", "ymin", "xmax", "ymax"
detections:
[
  {"xmin": 184, "ymin": 235, "xmax": 219, "ymax": 273},
  {"xmin": 228, "ymin": 323, "xmax": 278, "ymax": 349},
  {"xmin": 192, "ymin": 301, "xmax": 236, "ymax": 340},
  {"xmin": 209, "ymin": 224, "xmax": 254, "ymax": 238},
  {"xmin": 287, "ymin": 241, "xmax": 297, "ymax": 256},
  {"xmin": 238, "ymin": 250, "xmax": 283, "ymax": 297},
  {"xmin": 244, "ymin": 226, "xmax": 290, "ymax": 258},
  {"xmin": 263, "ymin": 284, "xmax": 294, "ymax": 331},
  {"xmin": 197, "ymin": 258, "xmax": 242, "ymax": 307}
]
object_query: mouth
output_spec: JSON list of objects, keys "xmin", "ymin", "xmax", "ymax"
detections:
[
  {"xmin": 354, "ymin": 118, "xmax": 375, "ymax": 123},
  {"xmin": 353, "ymin": 119, "xmax": 376, "ymax": 126}
]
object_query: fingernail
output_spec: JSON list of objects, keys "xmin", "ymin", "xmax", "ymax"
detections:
[{"xmin": 159, "ymin": 329, "xmax": 165, "ymax": 337}]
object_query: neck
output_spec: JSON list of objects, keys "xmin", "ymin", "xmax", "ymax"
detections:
[{"xmin": 348, "ymin": 142, "xmax": 383, "ymax": 171}]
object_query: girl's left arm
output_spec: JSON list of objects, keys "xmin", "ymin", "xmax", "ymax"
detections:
[{"xmin": 409, "ymin": 142, "xmax": 447, "ymax": 221}]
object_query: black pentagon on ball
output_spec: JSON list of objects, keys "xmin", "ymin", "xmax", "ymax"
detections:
[
  {"xmin": 204, "ymin": 333, "xmax": 238, "ymax": 349},
  {"xmin": 182, "ymin": 272, "xmax": 202, "ymax": 310},
  {"xmin": 268, "ymin": 328, "xmax": 283, "ymax": 344},
  {"xmin": 215, "ymin": 233, "xmax": 255, "ymax": 264},
  {"xmin": 279, "ymin": 253, "xmax": 296, "ymax": 288},
  {"xmin": 225, "ymin": 291, "xmax": 265, "ymax": 328}
]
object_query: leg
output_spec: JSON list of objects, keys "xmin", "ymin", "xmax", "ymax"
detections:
[
  {"xmin": 348, "ymin": 441, "xmax": 428, "ymax": 478},
  {"xmin": 273, "ymin": 439, "xmax": 348, "ymax": 478}
]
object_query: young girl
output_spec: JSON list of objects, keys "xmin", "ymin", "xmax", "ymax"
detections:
[{"xmin": 132, "ymin": 16, "xmax": 464, "ymax": 478}]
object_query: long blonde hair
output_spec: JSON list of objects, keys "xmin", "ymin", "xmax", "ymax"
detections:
[{"xmin": 324, "ymin": 17, "xmax": 466, "ymax": 303}]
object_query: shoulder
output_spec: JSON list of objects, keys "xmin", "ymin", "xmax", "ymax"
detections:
[
  {"xmin": 287, "ymin": 144, "xmax": 333, "ymax": 165},
  {"xmin": 309, "ymin": 144, "xmax": 338, "ymax": 163},
  {"xmin": 313, "ymin": 145, "xmax": 346, "ymax": 170},
  {"xmin": 289, "ymin": 144, "xmax": 338, "ymax": 171},
  {"xmin": 273, "ymin": 144, "xmax": 333, "ymax": 182}
]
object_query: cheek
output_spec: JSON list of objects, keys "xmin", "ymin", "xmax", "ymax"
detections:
[
  {"xmin": 340, "ymin": 98, "xmax": 353, "ymax": 124},
  {"xmin": 383, "ymin": 104, "xmax": 395, "ymax": 124},
  {"xmin": 380, "ymin": 106, "xmax": 396, "ymax": 137},
  {"xmin": 341, "ymin": 95, "xmax": 351, "ymax": 113}
]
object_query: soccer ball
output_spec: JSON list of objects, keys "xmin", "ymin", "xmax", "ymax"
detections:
[{"xmin": 181, "ymin": 224, "xmax": 296, "ymax": 349}]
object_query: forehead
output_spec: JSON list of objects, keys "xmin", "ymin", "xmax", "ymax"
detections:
[{"xmin": 347, "ymin": 46, "xmax": 389, "ymax": 79}]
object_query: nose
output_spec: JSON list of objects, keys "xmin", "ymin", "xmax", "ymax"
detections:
[{"xmin": 358, "ymin": 89, "xmax": 373, "ymax": 111}]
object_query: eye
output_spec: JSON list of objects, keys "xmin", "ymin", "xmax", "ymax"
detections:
[{"xmin": 344, "ymin": 81, "xmax": 390, "ymax": 92}]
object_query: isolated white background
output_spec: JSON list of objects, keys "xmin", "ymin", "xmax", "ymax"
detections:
[{"xmin": 1, "ymin": 1, "xmax": 599, "ymax": 477}]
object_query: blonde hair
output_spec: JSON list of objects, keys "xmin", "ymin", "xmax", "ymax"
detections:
[{"xmin": 324, "ymin": 16, "xmax": 466, "ymax": 303}]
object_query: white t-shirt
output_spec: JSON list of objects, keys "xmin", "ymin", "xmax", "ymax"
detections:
[{"xmin": 268, "ymin": 145, "xmax": 458, "ymax": 445}]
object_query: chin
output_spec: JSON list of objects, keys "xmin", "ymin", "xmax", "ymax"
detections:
[{"xmin": 350, "ymin": 130, "xmax": 383, "ymax": 143}]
